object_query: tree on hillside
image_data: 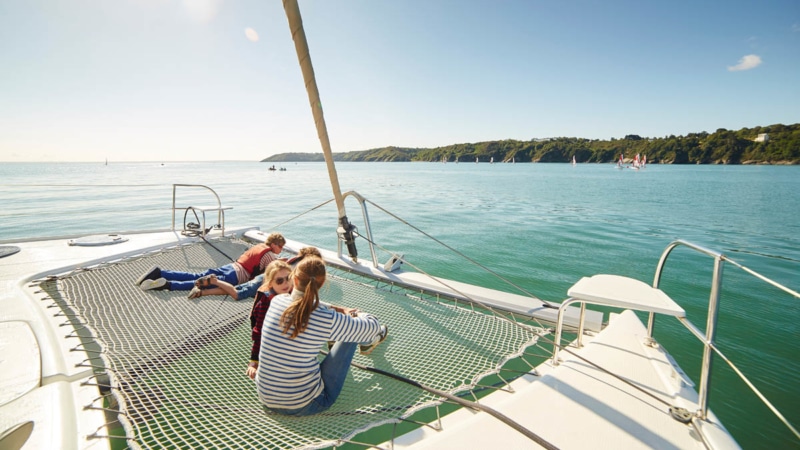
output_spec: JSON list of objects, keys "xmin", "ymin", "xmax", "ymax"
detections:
[{"xmin": 262, "ymin": 123, "xmax": 800, "ymax": 165}]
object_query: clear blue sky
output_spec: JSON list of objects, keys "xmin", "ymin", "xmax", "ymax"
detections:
[{"xmin": 1, "ymin": 0, "xmax": 798, "ymax": 162}]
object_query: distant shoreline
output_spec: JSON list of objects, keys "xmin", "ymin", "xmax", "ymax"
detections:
[
  {"xmin": 260, "ymin": 158, "xmax": 799, "ymax": 165},
  {"xmin": 261, "ymin": 123, "xmax": 800, "ymax": 166}
]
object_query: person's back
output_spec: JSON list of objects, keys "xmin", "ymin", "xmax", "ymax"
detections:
[{"xmin": 254, "ymin": 257, "xmax": 387, "ymax": 415}]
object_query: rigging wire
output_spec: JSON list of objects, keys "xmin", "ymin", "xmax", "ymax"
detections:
[
  {"xmin": 346, "ymin": 231, "xmax": 550, "ymax": 332},
  {"xmin": 364, "ymin": 197, "xmax": 557, "ymax": 309},
  {"xmin": 269, "ymin": 198, "xmax": 335, "ymax": 230}
]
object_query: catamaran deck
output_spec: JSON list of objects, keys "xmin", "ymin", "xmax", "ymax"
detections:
[
  {"xmin": 0, "ymin": 229, "xmax": 738, "ymax": 449},
  {"xmin": 389, "ymin": 309, "xmax": 737, "ymax": 449}
]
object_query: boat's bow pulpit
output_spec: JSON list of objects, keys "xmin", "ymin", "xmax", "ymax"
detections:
[{"xmin": 553, "ymin": 274, "xmax": 685, "ymax": 364}]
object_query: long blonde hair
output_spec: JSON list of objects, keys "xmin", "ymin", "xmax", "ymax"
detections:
[
  {"xmin": 280, "ymin": 257, "xmax": 326, "ymax": 338},
  {"xmin": 251, "ymin": 260, "xmax": 291, "ymax": 319}
]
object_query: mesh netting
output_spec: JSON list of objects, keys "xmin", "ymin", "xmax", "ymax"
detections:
[{"xmin": 38, "ymin": 238, "xmax": 541, "ymax": 449}]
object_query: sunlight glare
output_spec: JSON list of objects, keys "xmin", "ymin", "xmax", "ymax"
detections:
[{"xmin": 183, "ymin": 0, "xmax": 221, "ymax": 23}]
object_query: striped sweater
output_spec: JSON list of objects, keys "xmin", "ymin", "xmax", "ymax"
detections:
[{"xmin": 255, "ymin": 292, "xmax": 382, "ymax": 410}]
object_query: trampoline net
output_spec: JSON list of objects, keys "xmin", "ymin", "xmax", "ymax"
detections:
[{"xmin": 39, "ymin": 238, "xmax": 542, "ymax": 449}]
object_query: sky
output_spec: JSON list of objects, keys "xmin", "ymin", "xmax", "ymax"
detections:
[{"xmin": 1, "ymin": 0, "xmax": 798, "ymax": 162}]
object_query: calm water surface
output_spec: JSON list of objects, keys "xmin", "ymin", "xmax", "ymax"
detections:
[{"xmin": 2, "ymin": 161, "xmax": 799, "ymax": 448}]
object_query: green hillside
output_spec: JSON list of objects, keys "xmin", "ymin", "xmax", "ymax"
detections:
[{"xmin": 262, "ymin": 123, "xmax": 799, "ymax": 164}]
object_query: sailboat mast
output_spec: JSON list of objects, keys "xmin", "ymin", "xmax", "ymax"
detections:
[{"xmin": 282, "ymin": 0, "xmax": 358, "ymax": 260}]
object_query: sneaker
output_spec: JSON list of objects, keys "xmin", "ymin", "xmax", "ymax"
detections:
[
  {"xmin": 136, "ymin": 266, "xmax": 161, "ymax": 286},
  {"xmin": 360, "ymin": 325, "xmax": 388, "ymax": 355},
  {"xmin": 140, "ymin": 278, "xmax": 169, "ymax": 291},
  {"xmin": 188, "ymin": 286, "xmax": 203, "ymax": 299}
]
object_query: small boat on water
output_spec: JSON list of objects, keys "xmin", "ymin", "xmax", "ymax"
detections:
[{"xmin": 2, "ymin": 2, "xmax": 799, "ymax": 450}]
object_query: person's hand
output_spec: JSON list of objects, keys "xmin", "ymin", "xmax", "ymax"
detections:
[
  {"xmin": 246, "ymin": 361, "xmax": 258, "ymax": 379},
  {"xmin": 342, "ymin": 306, "xmax": 359, "ymax": 317}
]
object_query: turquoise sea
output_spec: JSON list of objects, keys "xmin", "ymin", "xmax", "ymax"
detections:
[{"xmin": 2, "ymin": 161, "xmax": 799, "ymax": 449}]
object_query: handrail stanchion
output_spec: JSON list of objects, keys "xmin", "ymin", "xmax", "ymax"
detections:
[
  {"xmin": 171, "ymin": 184, "xmax": 228, "ymax": 236},
  {"xmin": 651, "ymin": 241, "xmax": 681, "ymax": 337},
  {"xmin": 172, "ymin": 185, "xmax": 177, "ymax": 232},
  {"xmin": 552, "ymin": 298, "xmax": 580, "ymax": 365},
  {"xmin": 698, "ymin": 256, "xmax": 724, "ymax": 419},
  {"xmin": 653, "ymin": 240, "xmax": 726, "ymax": 420},
  {"xmin": 647, "ymin": 239, "xmax": 797, "ymax": 439},
  {"xmin": 576, "ymin": 302, "xmax": 587, "ymax": 348}
]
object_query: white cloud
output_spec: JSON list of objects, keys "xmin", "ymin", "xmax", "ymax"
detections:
[
  {"xmin": 245, "ymin": 28, "xmax": 259, "ymax": 42},
  {"xmin": 727, "ymin": 54, "xmax": 762, "ymax": 72}
]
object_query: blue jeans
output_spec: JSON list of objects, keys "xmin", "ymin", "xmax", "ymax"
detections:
[
  {"xmin": 161, "ymin": 264, "xmax": 238, "ymax": 291},
  {"xmin": 235, "ymin": 274, "xmax": 264, "ymax": 300},
  {"xmin": 268, "ymin": 342, "xmax": 358, "ymax": 416}
]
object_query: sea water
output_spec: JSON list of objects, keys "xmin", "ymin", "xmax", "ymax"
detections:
[{"xmin": 1, "ymin": 161, "xmax": 799, "ymax": 448}]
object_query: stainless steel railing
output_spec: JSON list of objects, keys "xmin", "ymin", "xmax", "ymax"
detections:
[
  {"xmin": 654, "ymin": 240, "xmax": 799, "ymax": 439},
  {"xmin": 171, "ymin": 184, "xmax": 231, "ymax": 237}
]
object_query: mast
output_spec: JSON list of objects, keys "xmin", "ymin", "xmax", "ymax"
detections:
[{"xmin": 282, "ymin": 0, "xmax": 358, "ymax": 261}]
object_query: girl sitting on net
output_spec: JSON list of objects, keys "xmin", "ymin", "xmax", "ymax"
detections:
[
  {"xmin": 245, "ymin": 260, "xmax": 293, "ymax": 379},
  {"xmin": 255, "ymin": 256, "xmax": 388, "ymax": 416}
]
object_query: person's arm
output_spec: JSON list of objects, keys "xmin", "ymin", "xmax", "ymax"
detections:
[
  {"xmin": 329, "ymin": 304, "xmax": 359, "ymax": 317},
  {"xmin": 199, "ymin": 287, "xmax": 228, "ymax": 297},
  {"xmin": 209, "ymin": 278, "xmax": 239, "ymax": 300},
  {"xmin": 321, "ymin": 301, "xmax": 359, "ymax": 316},
  {"xmin": 329, "ymin": 311, "xmax": 382, "ymax": 343}
]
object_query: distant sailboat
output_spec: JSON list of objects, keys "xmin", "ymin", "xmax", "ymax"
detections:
[
  {"xmin": 490, "ymin": 157, "xmax": 494, "ymax": 164},
  {"xmin": 631, "ymin": 153, "xmax": 641, "ymax": 170},
  {"xmin": 572, "ymin": 155, "xmax": 576, "ymax": 166}
]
